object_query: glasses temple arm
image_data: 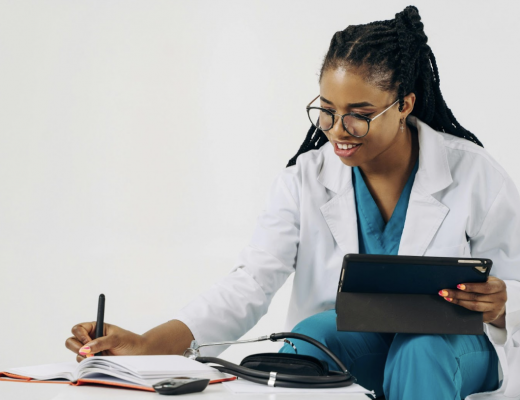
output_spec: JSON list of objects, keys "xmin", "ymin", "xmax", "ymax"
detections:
[
  {"xmin": 370, "ymin": 99, "xmax": 399, "ymax": 122},
  {"xmin": 307, "ymin": 94, "xmax": 320, "ymax": 108}
]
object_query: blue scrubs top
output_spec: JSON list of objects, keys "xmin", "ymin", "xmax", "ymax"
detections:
[{"xmin": 352, "ymin": 157, "xmax": 419, "ymax": 255}]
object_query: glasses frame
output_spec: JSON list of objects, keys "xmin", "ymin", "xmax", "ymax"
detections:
[{"xmin": 306, "ymin": 94, "xmax": 399, "ymax": 138}]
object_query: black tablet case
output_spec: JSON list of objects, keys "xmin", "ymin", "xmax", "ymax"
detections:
[{"xmin": 335, "ymin": 254, "xmax": 492, "ymax": 335}]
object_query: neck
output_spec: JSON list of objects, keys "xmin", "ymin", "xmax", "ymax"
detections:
[{"xmin": 359, "ymin": 124, "xmax": 419, "ymax": 182}]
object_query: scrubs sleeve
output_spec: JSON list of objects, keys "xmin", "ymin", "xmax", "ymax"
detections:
[
  {"xmin": 470, "ymin": 173, "xmax": 520, "ymax": 347},
  {"xmin": 172, "ymin": 166, "xmax": 300, "ymax": 356}
]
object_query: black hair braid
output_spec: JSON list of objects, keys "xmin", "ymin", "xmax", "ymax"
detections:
[
  {"xmin": 286, "ymin": 124, "xmax": 328, "ymax": 168},
  {"xmin": 395, "ymin": 8, "xmax": 424, "ymax": 112},
  {"xmin": 286, "ymin": 5, "xmax": 483, "ymax": 168}
]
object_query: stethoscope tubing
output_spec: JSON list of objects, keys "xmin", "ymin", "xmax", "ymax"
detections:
[
  {"xmin": 192, "ymin": 331, "xmax": 356, "ymax": 388},
  {"xmin": 196, "ymin": 356, "xmax": 356, "ymax": 387},
  {"xmin": 269, "ymin": 332, "xmax": 349, "ymax": 373},
  {"xmin": 215, "ymin": 367, "xmax": 356, "ymax": 388}
]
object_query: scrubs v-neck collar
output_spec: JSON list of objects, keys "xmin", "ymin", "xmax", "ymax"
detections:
[{"xmin": 352, "ymin": 157, "xmax": 419, "ymax": 255}]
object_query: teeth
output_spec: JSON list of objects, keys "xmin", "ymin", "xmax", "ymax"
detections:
[{"xmin": 338, "ymin": 143, "xmax": 360, "ymax": 150}]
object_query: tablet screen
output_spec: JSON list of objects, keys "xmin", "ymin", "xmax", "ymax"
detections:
[{"xmin": 339, "ymin": 254, "xmax": 491, "ymax": 295}]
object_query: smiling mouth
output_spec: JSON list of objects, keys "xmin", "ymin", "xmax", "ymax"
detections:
[{"xmin": 336, "ymin": 142, "xmax": 362, "ymax": 150}]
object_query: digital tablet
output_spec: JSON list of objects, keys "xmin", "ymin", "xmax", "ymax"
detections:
[
  {"xmin": 338, "ymin": 253, "xmax": 492, "ymax": 294},
  {"xmin": 335, "ymin": 254, "xmax": 493, "ymax": 335}
]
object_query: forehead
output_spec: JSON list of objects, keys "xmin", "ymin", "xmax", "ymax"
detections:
[{"xmin": 319, "ymin": 68, "xmax": 392, "ymax": 107}]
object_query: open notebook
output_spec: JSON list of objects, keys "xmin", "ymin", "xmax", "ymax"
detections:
[{"xmin": 0, "ymin": 355, "xmax": 235, "ymax": 392}]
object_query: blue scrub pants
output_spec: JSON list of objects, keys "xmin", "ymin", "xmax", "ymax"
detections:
[{"xmin": 279, "ymin": 310, "xmax": 499, "ymax": 399}]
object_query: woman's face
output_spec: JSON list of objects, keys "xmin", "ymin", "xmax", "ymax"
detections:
[{"xmin": 319, "ymin": 67, "xmax": 414, "ymax": 168}]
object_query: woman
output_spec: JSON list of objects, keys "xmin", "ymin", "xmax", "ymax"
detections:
[{"xmin": 65, "ymin": 6, "xmax": 520, "ymax": 399}]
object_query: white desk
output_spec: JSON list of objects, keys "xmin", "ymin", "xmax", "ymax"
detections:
[{"xmin": 0, "ymin": 380, "xmax": 372, "ymax": 399}]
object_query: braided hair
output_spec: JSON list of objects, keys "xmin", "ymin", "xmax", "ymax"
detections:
[{"xmin": 287, "ymin": 5, "xmax": 483, "ymax": 167}]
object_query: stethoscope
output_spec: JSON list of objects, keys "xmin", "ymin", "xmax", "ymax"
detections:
[{"xmin": 183, "ymin": 332, "xmax": 357, "ymax": 389}]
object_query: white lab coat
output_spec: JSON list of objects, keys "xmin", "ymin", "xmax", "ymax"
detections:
[{"xmin": 174, "ymin": 116, "xmax": 520, "ymax": 399}]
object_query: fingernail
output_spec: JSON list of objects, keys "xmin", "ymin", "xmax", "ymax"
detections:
[
  {"xmin": 445, "ymin": 297, "xmax": 452, "ymax": 302},
  {"xmin": 439, "ymin": 290, "xmax": 448, "ymax": 297},
  {"xmin": 457, "ymin": 284, "xmax": 466, "ymax": 290},
  {"xmin": 86, "ymin": 354, "xmax": 94, "ymax": 358},
  {"xmin": 79, "ymin": 346, "xmax": 91, "ymax": 355}
]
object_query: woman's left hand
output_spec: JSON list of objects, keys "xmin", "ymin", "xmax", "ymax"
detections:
[{"xmin": 439, "ymin": 276, "xmax": 507, "ymax": 327}]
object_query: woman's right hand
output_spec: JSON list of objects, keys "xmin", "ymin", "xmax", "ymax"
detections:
[{"xmin": 65, "ymin": 322, "xmax": 147, "ymax": 363}]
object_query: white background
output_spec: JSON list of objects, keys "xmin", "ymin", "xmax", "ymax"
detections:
[{"xmin": 1, "ymin": 0, "xmax": 519, "ymax": 369}]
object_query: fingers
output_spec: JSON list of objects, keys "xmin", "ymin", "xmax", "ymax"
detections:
[
  {"xmin": 65, "ymin": 336, "xmax": 85, "ymax": 354},
  {"xmin": 448, "ymin": 298, "xmax": 495, "ymax": 312},
  {"xmin": 457, "ymin": 277, "xmax": 507, "ymax": 295},
  {"xmin": 438, "ymin": 289, "xmax": 494, "ymax": 303},
  {"xmin": 78, "ymin": 331, "xmax": 120, "ymax": 356},
  {"xmin": 447, "ymin": 297, "xmax": 504, "ymax": 324},
  {"xmin": 68, "ymin": 321, "xmax": 104, "ymax": 359},
  {"xmin": 71, "ymin": 322, "xmax": 96, "ymax": 345},
  {"xmin": 438, "ymin": 277, "xmax": 508, "ymax": 318},
  {"xmin": 67, "ymin": 321, "xmax": 142, "ymax": 359},
  {"xmin": 65, "ymin": 335, "xmax": 89, "ymax": 363},
  {"xmin": 439, "ymin": 286, "xmax": 507, "ymax": 305}
]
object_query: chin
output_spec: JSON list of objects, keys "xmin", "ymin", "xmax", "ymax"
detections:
[{"xmin": 337, "ymin": 157, "xmax": 361, "ymax": 167}]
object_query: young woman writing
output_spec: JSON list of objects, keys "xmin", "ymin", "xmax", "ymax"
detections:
[{"xmin": 65, "ymin": 6, "xmax": 520, "ymax": 399}]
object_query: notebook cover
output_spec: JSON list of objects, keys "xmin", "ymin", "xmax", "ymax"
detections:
[
  {"xmin": 0, "ymin": 372, "xmax": 236, "ymax": 391},
  {"xmin": 336, "ymin": 292, "xmax": 483, "ymax": 335}
]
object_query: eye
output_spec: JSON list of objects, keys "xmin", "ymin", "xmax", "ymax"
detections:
[{"xmin": 353, "ymin": 112, "xmax": 374, "ymax": 118}]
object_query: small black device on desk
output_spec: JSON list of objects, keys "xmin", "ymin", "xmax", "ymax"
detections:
[
  {"xmin": 336, "ymin": 254, "xmax": 492, "ymax": 335},
  {"xmin": 153, "ymin": 377, "xmax": 210, "ymax": 395}
]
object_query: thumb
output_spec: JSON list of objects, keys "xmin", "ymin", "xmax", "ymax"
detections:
[{"xmin": 79, "ymin": 335, "xmax": 118, "ymax": 357}]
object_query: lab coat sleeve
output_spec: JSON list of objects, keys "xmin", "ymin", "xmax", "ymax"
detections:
[
  {"xmin": 172, "ymin": 166, "xmax": 300, "ymax": 356},
  {"xmin": 470, "ymin": 174, "xmax": 520, "ymax": 347}
]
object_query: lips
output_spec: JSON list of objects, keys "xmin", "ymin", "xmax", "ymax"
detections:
[{"xmin": 333, "ymin": 141, "xmax": 362, "ymax": 158}]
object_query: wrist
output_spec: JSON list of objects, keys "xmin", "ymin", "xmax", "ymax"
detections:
[
  {"xmin": 138, "ymin": 332, "xmax": 152, "ymax": 355},
  {"xmin": 140, "ymin": 320, "xmax": 195, "ymax": 355},
  {"xmin": 489, "ymin": 310, "xmax": 506, "ymax": 329}
]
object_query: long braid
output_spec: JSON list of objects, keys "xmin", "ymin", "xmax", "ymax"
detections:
[
  {"xmin": 287, "ymin": 124, "xmax": 328, "ymax": 167},
  {"xmin": 287, "ymin": 6, "xmax": 482, "ymax": 167}
]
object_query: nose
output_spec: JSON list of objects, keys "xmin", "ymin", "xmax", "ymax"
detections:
[{"xmin": 329, "ymin": 115, "xmax": 348, "ymax": 138}]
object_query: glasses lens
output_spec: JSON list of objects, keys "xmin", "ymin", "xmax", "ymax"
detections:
[
  {"xmin": 308, "ymin": 108, "xmax": 333, "ymax": 131},
  {"xmin": 343, "ymin": 115, "xmax": 369, "ymax": 137}
]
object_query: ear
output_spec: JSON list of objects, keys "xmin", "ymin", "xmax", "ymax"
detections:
[{"xmin": 401, "ymin": 92, "xmax": 416, "ymax": 119}]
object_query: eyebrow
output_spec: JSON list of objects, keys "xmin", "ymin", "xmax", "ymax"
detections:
[{"xmin": 320, "ymin": 96, "xmax": 375, "ymax": 108}]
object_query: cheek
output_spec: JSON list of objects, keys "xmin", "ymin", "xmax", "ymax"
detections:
[
  {"xmin": 365, "ymin": 128, "xmax": 397, "ymax": 149},
  {"xmin": 358, "ymin": 128, "xmax": 398, "ymax": 159}
]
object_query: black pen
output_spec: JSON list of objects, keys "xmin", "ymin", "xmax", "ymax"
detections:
[{"xmin": 94, "ymin": 294, "xmax": 105, "ymax": 356}]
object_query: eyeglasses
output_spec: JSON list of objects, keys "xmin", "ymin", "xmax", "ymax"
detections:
[{"xmin": 306, "ymin": 95, "xmax": 399, "ymax": 138}]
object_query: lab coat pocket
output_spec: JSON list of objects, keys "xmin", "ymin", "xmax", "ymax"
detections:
[{"xmin": 424, "ymin": 243, "xmax": 468, "ymax": 257}]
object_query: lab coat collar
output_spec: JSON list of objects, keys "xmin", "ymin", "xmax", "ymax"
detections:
[
  {"xmin": 317, "ymin": 116, "xmax": 453, "ymax": 196},
  {"xmin": 318, "ymin": 116, "xmax": 453, "ymax": 256}
]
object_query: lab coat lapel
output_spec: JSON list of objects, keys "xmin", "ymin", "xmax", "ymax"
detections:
[
  {"xmin": 399, "ymin": 117, "xmax": 452, "ymax": 256},
  {"xmin": 317, "ymin": 116, "xmax": 452, "ymax": 256},
  {"xmin": 318, "ymin": 144, "xmax": 359, "ymax": 255},
  {"xmin": 397, "ymin": 187, "xmax": 450, "ymax": 255},
  {"xmin": 320, "ymin": 186, "xmax": 359, "ymax": 255}
]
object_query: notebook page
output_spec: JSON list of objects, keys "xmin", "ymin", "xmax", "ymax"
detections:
[
  {"xmin": 76, "ymin": 369, "xmax": 154, "ymax": 387},
  {"xmin": 79, "ymin": 355, "xmax": 223, "ymax": 378},
  {"xmin": 79, "ymin": 358, "xmax": 139, "ymax": 379},
  {"xmin": 79, "ymin": 366, "xmax": 233, "ymax": 385},
  {"xmin": 4, "ymin": 362, "xmax": 78, "ymax": 381}
]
